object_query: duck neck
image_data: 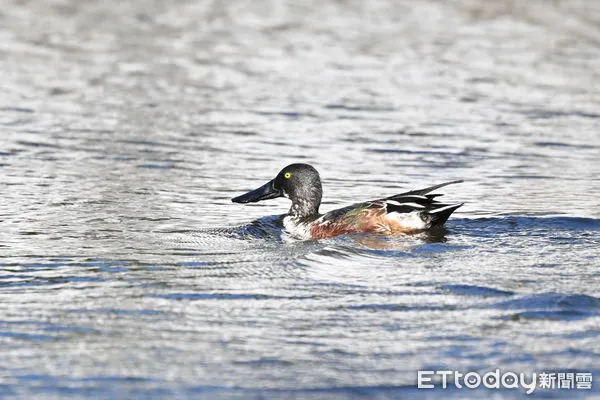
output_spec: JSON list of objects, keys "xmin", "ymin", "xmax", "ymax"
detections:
[{"xmin": 289, "ymin": 198, "xmax": 319, "ymax": 220}]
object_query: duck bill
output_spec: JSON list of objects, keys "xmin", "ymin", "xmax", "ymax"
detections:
[{"xmin": 232, "ymin": 180, "xmax": 282, "ymax": 203}]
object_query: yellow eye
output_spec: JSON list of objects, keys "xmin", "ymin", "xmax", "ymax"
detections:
[{"xmin": 284, "ymin": 172, "xmax": 292, "ymax": 179}]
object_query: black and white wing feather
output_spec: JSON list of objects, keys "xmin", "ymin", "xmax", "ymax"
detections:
[{"xmin": 384, "ymin": 181, "xmax": 464, "ymax": 228}]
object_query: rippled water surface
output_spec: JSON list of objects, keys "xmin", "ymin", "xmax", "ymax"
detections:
[{"xmin": 1, "ymin": 0, "xmax": 600, "ymax": 398}]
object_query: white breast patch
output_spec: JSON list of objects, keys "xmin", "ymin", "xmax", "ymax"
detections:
[{"xmin": 283, "ymin": 216, "xmax": 312, "ymax": 240}]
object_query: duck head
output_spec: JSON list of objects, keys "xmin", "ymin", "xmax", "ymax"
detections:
[{"xmin": 232, "ymin": 163, "xmax": 322, "ymax": 218}]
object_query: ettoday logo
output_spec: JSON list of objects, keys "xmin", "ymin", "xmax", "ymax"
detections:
[{"xmin": 417, "ymin": 370, "xmax": 592, "ymax": 394}]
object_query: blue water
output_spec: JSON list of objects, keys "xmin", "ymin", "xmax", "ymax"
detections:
[{"xmin": 1, "ymin": 1, "xmax": 600, "ymax": 399}]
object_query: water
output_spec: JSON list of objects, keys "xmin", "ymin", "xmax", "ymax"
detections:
[{"xmin": 1, "ymin": 0, "xmax": 600, "ymax": 398}]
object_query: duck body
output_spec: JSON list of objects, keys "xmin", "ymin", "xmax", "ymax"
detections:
[{"xmin": 232, "ymin": 163, "xmax": 463, "ymax": 240}]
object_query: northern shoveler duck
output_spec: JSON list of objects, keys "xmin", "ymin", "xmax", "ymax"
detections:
[{"xmin": 232, "ymin": 163, "xmax": 463, "ymax": 240}]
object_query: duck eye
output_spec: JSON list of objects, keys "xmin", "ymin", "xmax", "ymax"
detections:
[{"xmin": 284, "ymin": 172, "xmax": 292, "ymax": 179}]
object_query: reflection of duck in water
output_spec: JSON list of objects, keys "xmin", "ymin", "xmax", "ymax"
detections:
[{"xmin": 232, "ymin": 163, "xmax": 463, "ymax": 240}]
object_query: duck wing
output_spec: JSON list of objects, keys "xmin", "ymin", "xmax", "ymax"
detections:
[
  {"xmin": 312, "ymin": 181, "xmax": 463, "ymax": 237},
  {"xmin": 383, "ymin": 180, "xmax": 464, "ymax": 227}
]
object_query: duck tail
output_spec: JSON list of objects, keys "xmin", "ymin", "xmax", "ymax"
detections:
[{"xmin": 426, "ymin": 203, "xmax": 463, "ymax": 227}]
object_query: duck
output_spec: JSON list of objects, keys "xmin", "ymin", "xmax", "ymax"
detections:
[{"xmin": 232, "ymin": 163, "xmax": 463, "ymax": 240}]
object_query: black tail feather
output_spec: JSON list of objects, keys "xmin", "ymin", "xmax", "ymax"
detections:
[{"xmin": 427, "ymin": 203, "xmax": 463, "ymax": 227}]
